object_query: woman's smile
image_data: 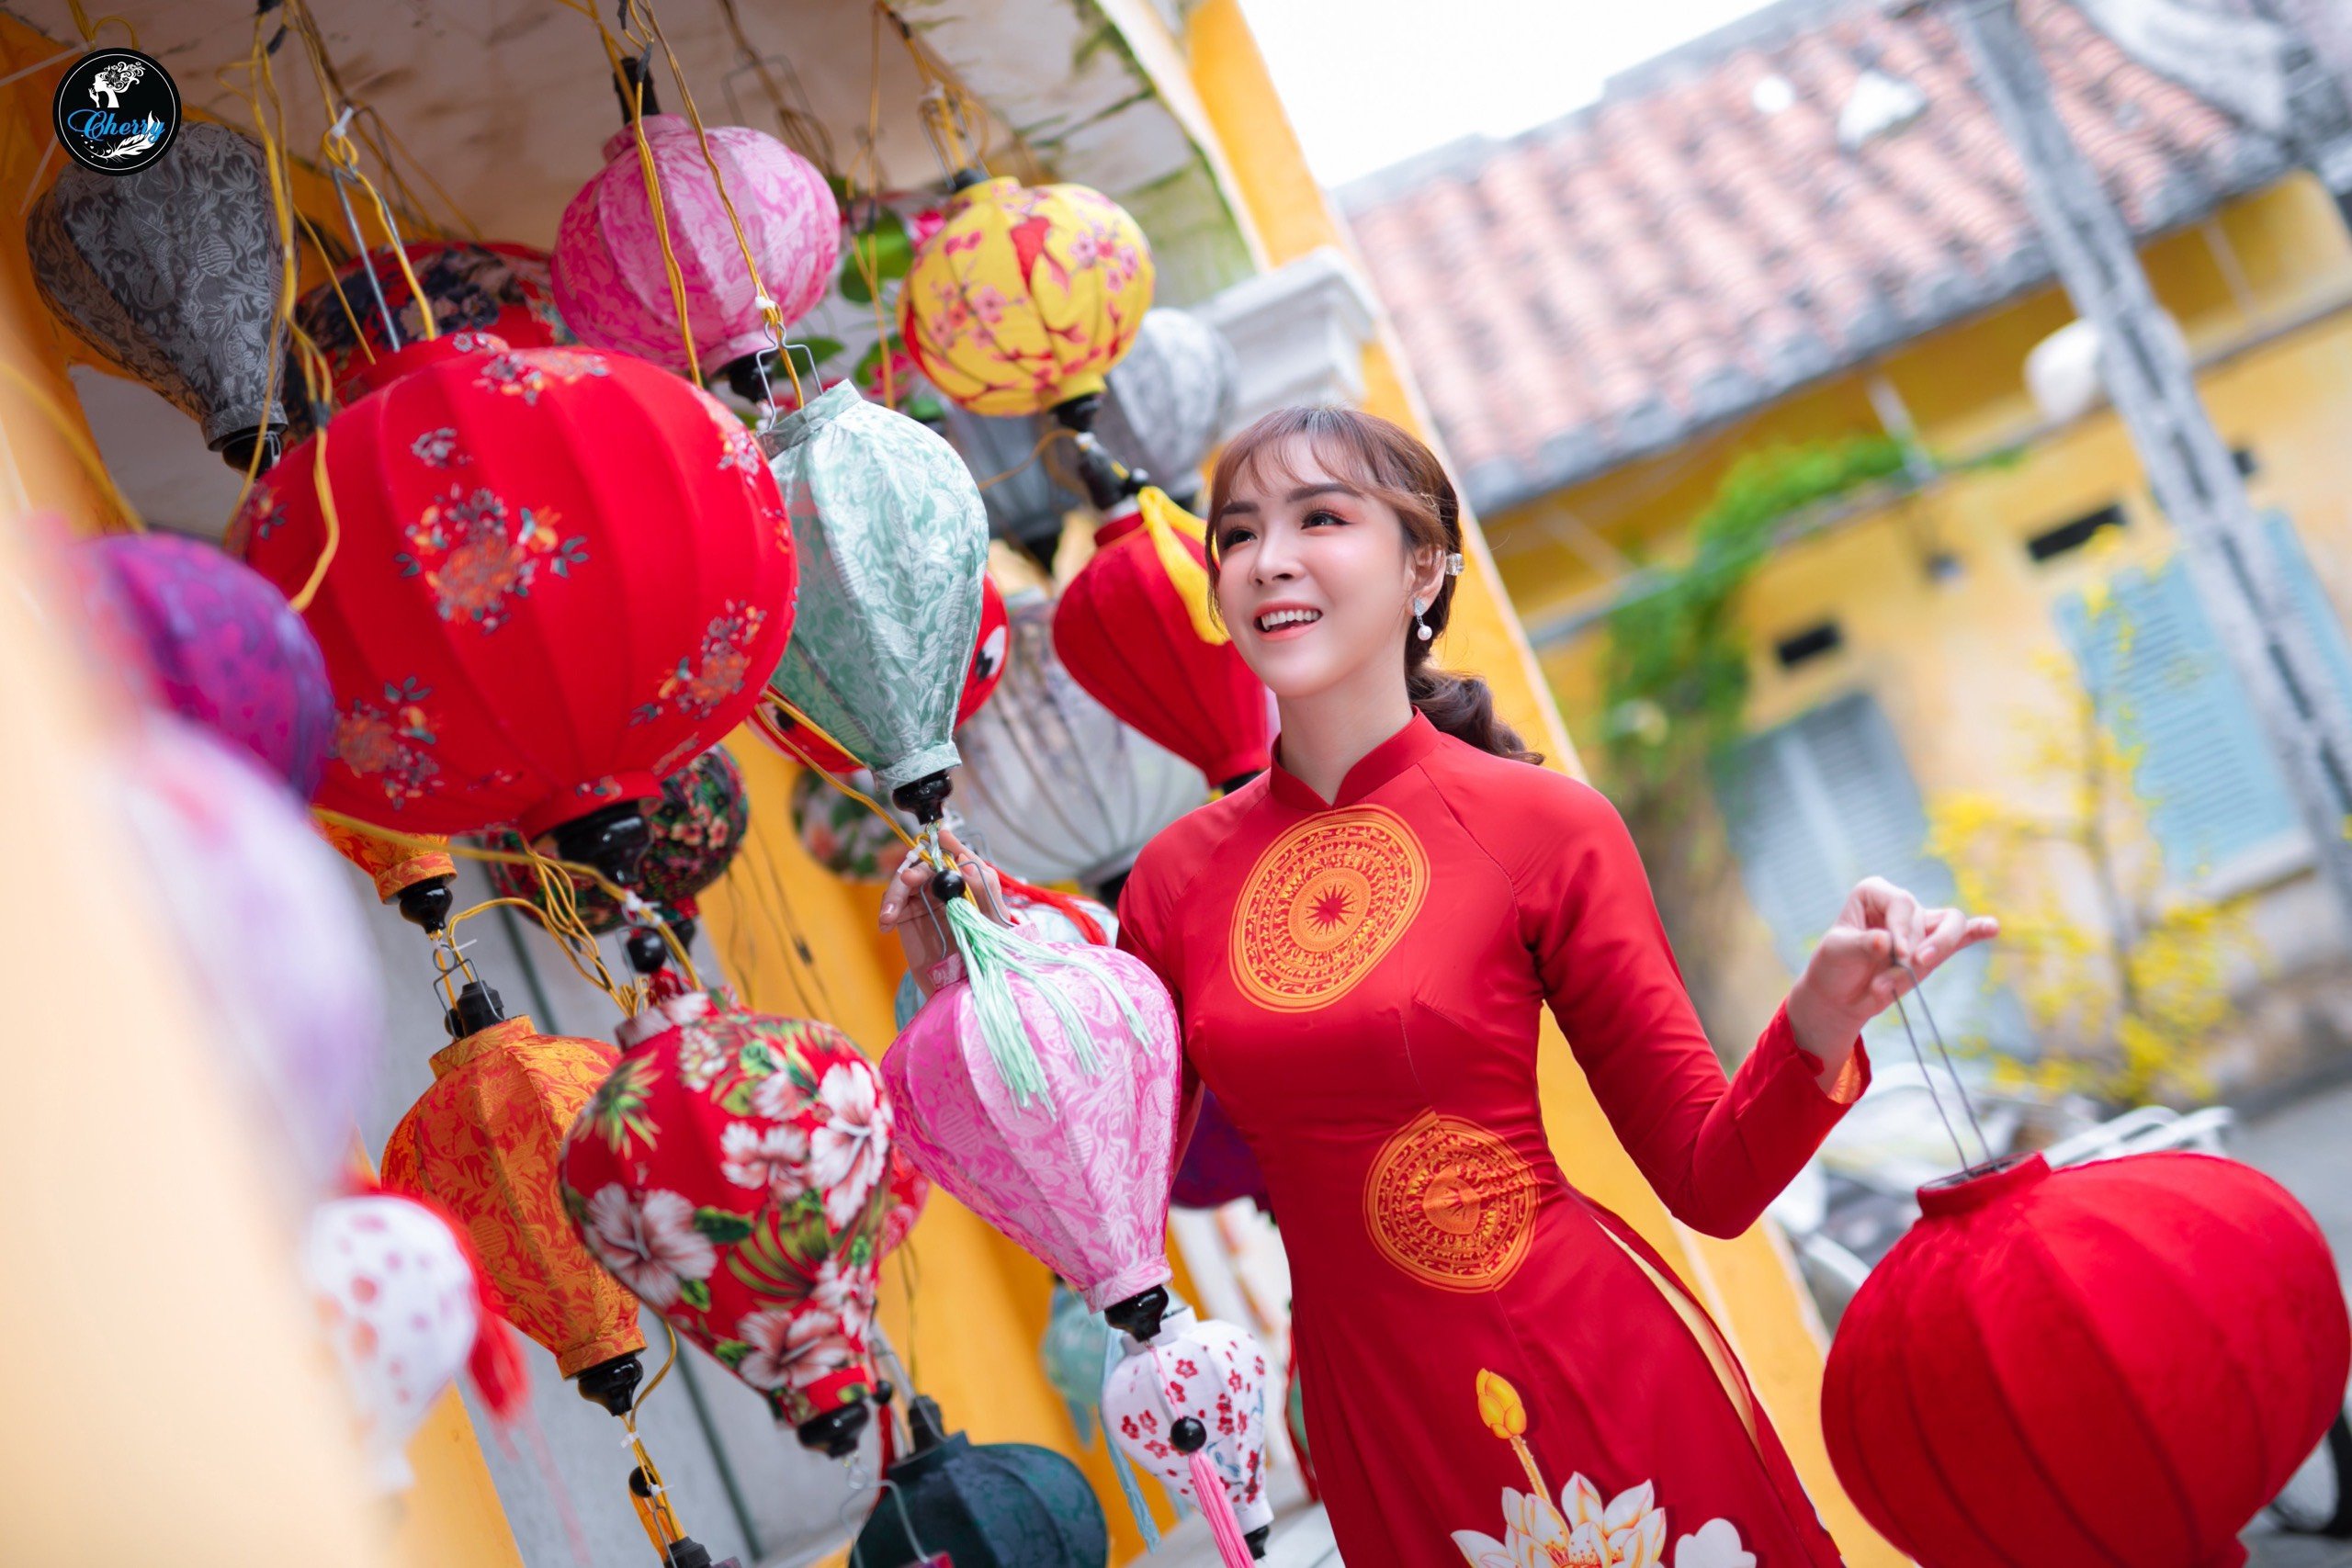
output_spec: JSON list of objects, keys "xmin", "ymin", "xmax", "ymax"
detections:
[{"xmin": 1254, "ymin": 601, "xmax": 1324, "ymax": 638}]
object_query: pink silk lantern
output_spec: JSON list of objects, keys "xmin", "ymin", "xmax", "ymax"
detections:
[
  {"xmin": 553, "ymin": 114, "xmax": 839, "ymax": 386},
  {"xmin": 1102, "ymin": 1303, "xmax": 1273, "ymax": 1565},
  {"xmin": 883, "ymin": 942, "xmax": 1182, "ymax": 1337}
]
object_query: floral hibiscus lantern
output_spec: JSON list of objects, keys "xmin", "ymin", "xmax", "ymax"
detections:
[
  {"xmin": 379, "ymin": 982, "xmax": 648, "ymax": 1405},
  {"xmin": 883, "ymin": 919, "xmax": 1182, "ymax": 1344},
  {"xmin": 287, "ymin": 240, "xmax": 571, "ymax": 440},
  {"xmin": 1102, "ymin": 1303, "xmax": 1272, "ymax": 1563},
  {"xmin": 561, "ymin": 989, "xmax": 897, "ymax": 1455},
  {"xmin": 1821, "ymin": 1150, "xmax": 2351, "ymax": 1567},
  {"xmin": 758, "ymin": 573, "xmax": 1009, "ymax": 775},
  {"xmin": 1054, "ymin": 487, "xmax": 1271, "ymax": 792},
  {"xmin": 899, "ymin": 177, "xmax": 1152, "ymax": 421},
  {"xmin": 232, "ymin": 331, "xmax": 797, "ymax": 890},
  {"xmin": 485, "ymin": 746, "xmax": 751, "ymax": 938},
  {"xmin": 763, "ymin": 382, "xmax": 989, "ymax": 832},
  {"xmin": 553, "ymin": 107, "xmax": 838, "ymax": 389}
]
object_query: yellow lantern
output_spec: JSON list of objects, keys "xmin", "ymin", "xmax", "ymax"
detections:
[{"xmin": 899, "ymin": 176, "xmax": 1154, "ymax": 419}]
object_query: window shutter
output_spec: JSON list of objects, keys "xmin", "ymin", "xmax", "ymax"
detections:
[{"xmin": 2054, "ymin": 553, "xmax": 2301, "ymax": 881}]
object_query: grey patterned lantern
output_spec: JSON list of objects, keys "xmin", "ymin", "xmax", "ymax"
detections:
[
  {"xmin": 1091, "ymin": 308, "xmax": 1238, "ymax": 508},
  {"xmin": 28, "ymin": 122, "xmax": 286, "ymax": 469},
  {"xmin": 950, "ymin": 589, "xmax": 1207, "ymax": 900},
  {"xmin": 944, "ymin": 402, "xmax": 1081, "ymax": 570}
]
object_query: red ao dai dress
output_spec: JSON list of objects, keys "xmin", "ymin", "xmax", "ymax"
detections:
[{"xmin": 1115, "ymin": 714, "xmax": 1866, "ymax": 1568}]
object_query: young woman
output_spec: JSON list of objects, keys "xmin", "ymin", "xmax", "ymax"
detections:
[{"xmin": 881, "ymin": 407, "xmax": 1996, "ymax": 1567}]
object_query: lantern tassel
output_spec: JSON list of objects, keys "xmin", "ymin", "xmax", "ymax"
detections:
[
  {"xmin": 1100, "ymin": 1327, "xmax": 1163, "ymax": 1549},
  {"xmin": 1188, "ymin": 1449, "xmax": 1254, "ymax": 1566},
  {"xmin": 940, "ymin": 892, "xmax": 1156, "ymax": 1107},
  {"xmin": 1136, "ymin": 487, "xmax": 1227, "ymax": 647}
]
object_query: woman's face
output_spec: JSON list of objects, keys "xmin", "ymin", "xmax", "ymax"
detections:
[{"xmin": 1212, "ymin": 434, "xmax": 1441, "ymax": 702}]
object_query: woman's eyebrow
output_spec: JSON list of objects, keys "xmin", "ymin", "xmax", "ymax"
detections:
[
  {"xmin": 1288, "ymin": 482, "xmax": 1360, "ymax": 502},
  {"xmin": 1218, "ymin": 498, "xmax": 1261, "ymax": 516}
]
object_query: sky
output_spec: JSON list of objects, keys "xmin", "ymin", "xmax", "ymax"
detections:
[{"xmin": 1241, "ymin": 0, "xmax": 1777, "ymax": 187}]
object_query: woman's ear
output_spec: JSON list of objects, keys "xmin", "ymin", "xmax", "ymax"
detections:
[{"xmin": 1408, "ymin": 543, "xmax": 1449, "ymax": 604}]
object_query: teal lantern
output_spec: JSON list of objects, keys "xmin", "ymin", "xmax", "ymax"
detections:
[
  {"xmin": 854, "ymin": 1393, "xmax": 1109, "ymax": 1568},
  {"xmin": 763, "ymin": 382, "xmax": 988, "ymax": 827}
]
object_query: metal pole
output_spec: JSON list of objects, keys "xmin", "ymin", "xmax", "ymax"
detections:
[{"xmin": 1950, "ymin": 0, "xmax": 2352, "ymax": 924}]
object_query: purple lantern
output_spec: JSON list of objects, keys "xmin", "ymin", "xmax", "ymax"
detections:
[
  {"xmin": 82, "ymin": 533, "xmax": 334, "ymax": 798},
  {"xmin": 1171, "ymin": 1089, "xmax": 1271, "ymax": 1213}
]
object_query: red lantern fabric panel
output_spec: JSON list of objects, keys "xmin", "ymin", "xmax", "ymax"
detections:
[
  {"xmin": 1822, "ymin": 1151, "xmax": 2350, "ymax": 1567},
  {"xmin": 1053, "ymin": 502, "xmax": 1269, "ymax": 789},
  {"xmin": 234, "ymin": 333, "xmax": 797, "ymax": 838}
]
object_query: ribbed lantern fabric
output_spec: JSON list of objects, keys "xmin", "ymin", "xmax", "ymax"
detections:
[
  {"xmin": 1102, "ymin": 1304, "xmax": 1272, "ymax": 1547},
  {"xmin": 1091, "ymin": 309, "xmax": 1238, "ymax": 507},
  {"xmin": 883, "ymin": 943, "xmax": 1181, "ymax": 1314},
  {"xmin": 950, "ymin": 590, "xmax": 1207, "ymax": 891},
  {"xmin": 763, "ymin": 573, "xmax": 1009, "ymax": 776},
  {"xmin": 315, "ymin": 814, "xmax": 456, "ymax": 902},
  {"xmin": 1821, "ymin": 1151, "xmax": 2351, "ymax": 1568},
  {"xmin": 485, "ymin": 746, "xmax": 750, "ymax": 931},
  {"xmin": 560, "ymin": 991, "xmax": 896, "ymax": 1437},
  {"xmin": 553, "ymin": 115, "xmax": 838, "ymax": 378},
  {"xmin": 899, "ymin": 176, "xmax": 1153, "ymax": 418},
  {"xmin": 232, "ymin": 332, "xmax": 797, "ymax": 839},
  {"xmin": 763, "ymin": 381, "xmax": 988, "ymax": 797},
  {"xmin": 288, "ymin": 241, "xmax": 571, "ymax": 434},
  {"xmin": 380, "ymin": 1016, "xmax": 645, "ymax": 1380},
  {"xmin": 80, "ymin": 532, "xmax": 334, "ymax": 797},
  {"xmin": 1052, "ymin": 491, "xmax": 1271, "ymax": 790},
  {"xmin": 852, "ymin": 1409, "xmax": 1110, "ymax": 1568},
  {"xmin": 27, "ymin": 121, "xmax": 284, "ymax": 455}
]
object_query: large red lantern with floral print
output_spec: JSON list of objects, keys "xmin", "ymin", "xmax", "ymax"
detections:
[
  {"xmin": 560, "ymin": 988, "xmax": 897, "ymax": 1456},
  {"xmin": 1053, "ymin": 488, "xmax": 1269, "ymax": 791},
  {"xmin": 232, "ymin": 332, "xmax": 795, "ymax": 863},
  {"xmin": 1822, "ymin": 1151, "xmax": 2351, "ymax": 1566}
]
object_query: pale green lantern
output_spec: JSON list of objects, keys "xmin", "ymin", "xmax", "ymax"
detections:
[{"xmin": 763, "ymin": 381, "xmax": 989, "ymax": 824}]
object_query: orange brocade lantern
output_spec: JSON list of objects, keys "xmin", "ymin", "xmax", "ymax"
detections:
[
  {"xmin": 381, "ymin": 1006, "xmax": 646, "ymax": 1382},
  {"xmin": 899, "ymin": 176, "xmax": 1153, "ymax": 419}
]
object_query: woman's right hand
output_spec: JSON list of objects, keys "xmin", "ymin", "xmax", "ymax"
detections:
[{"xmin": 877, "ymin": 827, "xmax": 1006, "ymax": 1002}]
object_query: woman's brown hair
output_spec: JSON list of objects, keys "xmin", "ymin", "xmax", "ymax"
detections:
[{"xmin": 1203, "ymin": 406, "xmax": 1542, "ymax": 766}]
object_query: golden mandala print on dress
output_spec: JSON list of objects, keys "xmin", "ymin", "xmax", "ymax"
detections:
[
  {"xmin": 1228, "ymin": 807, "xmax": 1429, "ymax": 1012},
  {"xmin": 1362, "ymin": 1112, "xmax": 1536, "ymax": 1292}
]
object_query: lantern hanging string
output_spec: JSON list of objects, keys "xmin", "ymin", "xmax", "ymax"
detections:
[
  {"xmin": 621, "ymin": 1325, "xmax": 695, "ymax": 1557},
  {"xmin": 1888, "ymin": 960, "xmax": 1997, "ymax": 1172},
  {"xmin": 0, "ymin": 360, "xmax": 141, "ymax": 531},
  {"xmin": 276, "ymin": 0, "xmax": 482, "ymax": 243},
  {"xmin": 752, "ymin": 695, "xmax": 924, "ymax": 855}
]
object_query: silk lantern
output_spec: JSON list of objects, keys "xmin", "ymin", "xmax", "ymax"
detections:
[
  {"xmin": 554, "ymin": 113, "xmax": 838, "ymax": 387},
  {"xmin": 1055, "ymin": 487, "xmax": 1270, "ymax": 791},
  {"xmin": 760, "ymin": 573, "xmax": 1010, "ymax": 775},
  {"xmin": 899, "ymin": 177, "xmax": 1152, "ymax": 420},
  {"xmin": 1041, "ymin": 1281, "xmax": 1111, "ymax": 1446},
  {"xmin": 306, "ymin": 1192, "xmax": 527, "ymax": 1492},
  {"xmin": 944, "ymin": 403, "xmax": 1084, "ymax": 568},
  {"xmin": 485, "ymin": 747, "xmax": 750, "ymax": 933},
  {"xmin": 232, "ymin": 332, "xmax": 796, "ymax": 885},
  {"xmin": 27, "ymin": 121, "xmax": 285, "ymax": 468},
  {"xmin": 379, "ymin": 991, "xmax": 648, "ymax": 1394},
  {"xmin": 951, "ymin": 589, "xmax": 1207, "ymax": 897},
  {"xmin": 80, "ymin": 532, "xmax": 334, "ymax": 796},
  {"xmin": 315, "ymin": 813, "xmax": 458, "ymax": 934},
  {"xmin": 287, "ymin": 240, "xmax": 571, "ymax": 437},
  {"xmin": 878, "ymin": 1145, "xmax": 930, "ymax": 1263},
  {"xmin": 883, "ymin": 931, "xmax": 1182, "ymax": 1343},
  {"xmin": 1103, "ymin": 1303, "xmax": 1273, "ymax": 1562},
  {"xmin": 853, "ymin": 1393, "xmax": 1110, "ymax": 1568},
  {"xmin": 115, "ymin": 714, "xmax": 380, "ymax": 1190},
  {"xmin": 763, "ymin": 381, "xmax": 988, "ymax": 822},
  {"xmin": 1822, "ymin": 1151, "xmax": 2352, "ymax": 1567},
  {"xmin": 562, "ymin": 989, "xmax": 897, "ymax": 1456},
  {"xmin": 895, "ymin": 885, "xmax": 1118, "ymax": 1032},
  {"xmin": 1085, "ymin": 308, "xmax": 1238, "ymax": 508}
]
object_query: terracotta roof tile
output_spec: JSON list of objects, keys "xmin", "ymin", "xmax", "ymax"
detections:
[{"xmin": 1340, "ymin": 0, "xmax": 2293, "ymax": 511}]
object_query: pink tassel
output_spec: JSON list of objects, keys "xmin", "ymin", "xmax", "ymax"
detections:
[{"xmin": 1185, "ymin": 1445, "xmax": 1254, "ymax": 1566}]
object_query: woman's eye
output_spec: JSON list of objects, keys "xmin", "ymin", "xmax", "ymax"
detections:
[
  {"xmin": 1303, "ymin": 509, "xmax": 1346, "ymax": 528},
  {"xmin": 1218, "ymin": 525, "xmax": 1256, "ymax": 549}
]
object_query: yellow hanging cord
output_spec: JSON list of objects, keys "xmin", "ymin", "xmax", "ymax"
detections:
[
  {"xmin": 753, "ymin": 695, "xmax": 923, "ymax": 854},
  {"xmin": 62, "ymin": 2, "xmax": 135, "ymax": 48},
  {"xmin": 0, "ymin": 360, "xmax": 141, "ymax": 532}
]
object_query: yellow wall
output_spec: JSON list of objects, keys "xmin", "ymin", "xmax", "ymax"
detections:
[
  {"xmin": 1507, "ymin": 174, "xmax": 2352, "ymax": 1034},
  {"xmin": 1182, "ymin": 5, "xmax": 1903, "ymax": 1562}
]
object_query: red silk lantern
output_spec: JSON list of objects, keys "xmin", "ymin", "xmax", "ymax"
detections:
[
  {"xmin": 232, "ymin": 333, "xmax": 796, "ymax": 850},
  {"xmin": 1053, "ymin": 489, "xmax": 1268, "ymax": 791},
  {"xmin": 759, "ymin": 573, "xmax": 1010, "ymax": 775},
  {"xmin": 380, "ymin": 1008, "xmax": 648, "ymax": 1383},
  {"xmin": 1822, "ymin": 1151, "xmax": 2350, "ymax": 1567}
]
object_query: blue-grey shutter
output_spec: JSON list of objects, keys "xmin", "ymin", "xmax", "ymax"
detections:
[
  {"xmin": 2261, "ymin": 509, "xmax": 2352, "ymax": 717},
  {"xmin": 1713, "ymin": 691, "xmax": 2027, "ymax": 1055},
  {"xmin": 2054, "ymin": 550, "xmax": 2303, "ymax": 881}
]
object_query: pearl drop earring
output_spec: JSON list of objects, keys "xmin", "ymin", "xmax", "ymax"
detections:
[{"xmin": 1412, "ymin": 595, "xmax": 1433, "ymax": 642}]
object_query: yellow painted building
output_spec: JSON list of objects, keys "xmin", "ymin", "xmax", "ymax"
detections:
[{"xmin": 0, "ymin": 2, "xmax": 1897, "ymax": 1564}]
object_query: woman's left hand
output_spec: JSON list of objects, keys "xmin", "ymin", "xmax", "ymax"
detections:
[{"xmin": 1785, "ymin": 876, "xmax": 1999, "ymax": 1069}]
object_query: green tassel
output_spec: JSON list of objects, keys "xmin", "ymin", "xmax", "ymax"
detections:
[{"xmin": 942, "ymin": 896, "xmax": 1158, "ymax": 1109}]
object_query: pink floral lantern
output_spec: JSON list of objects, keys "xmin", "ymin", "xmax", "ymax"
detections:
[
  {"xmin": 1102, "ymin": 1303, "xmax": 1272, "ymax": 1565},
  {"xmin": 560, "ymin": 989, "xmax": 898, "ymax": 1457},
  {"xmin": 883, "ymin": 927, "xmax": 1182, "ymax": 1342},
  {"xmin": 553, "ymin": 113, "xmax": 839, "ymax": 391}
]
